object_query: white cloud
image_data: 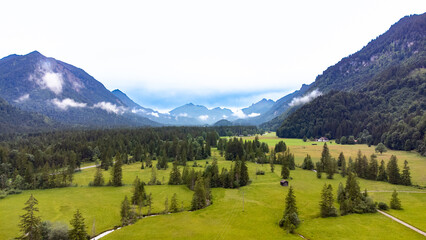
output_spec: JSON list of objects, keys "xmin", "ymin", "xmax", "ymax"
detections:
[
  {"xmin": 14, "ymin": 94, "xmax": 30, "ymax": 103},
  {"xmin": 93, "ymin": 101, "xmax": 126, "ymax": 114},
  {"xmin": 52, "ymin": 98, "xmax": 87, "ymax": 110},
  {"xmin": 131, "ymin": 108, "xmax": 146, "ymax": 114},
  {"xmin": 248, "ymin": 113, "xmax": 260, "ymax": 117},
  {"xmin": 29, "ymin": 61, "xmax": 64, "ymax": 95},
  {"xmin": 199, "ymin": 115, "xmax": 209, "ymax": 121},
  {"xmin": 178, "ymin": 113, "xmax": 188, "ymax": 117},
  {"xmin": 232, "ymin": 109, "xmax": 248, "ymax": 119},
  {"xmin": 288, "ymin": 89, "xmax": 322, "ymax": 107},
  {"xmin": 149, "ymin": 112, "xmax": 159, "ymax": 117},
  {"xmin": 222, "ymin": 115, "xmax": 228, "ymax": 119}
]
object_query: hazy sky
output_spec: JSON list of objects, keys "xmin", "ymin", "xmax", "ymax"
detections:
[{"xmin": 1, "ymin": 1, "xmax": 425, "ymax": 111}]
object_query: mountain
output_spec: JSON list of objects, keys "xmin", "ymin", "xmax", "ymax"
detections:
[
  {"xmin": 0, "ymin": 51, "xmax": 159, "ymax": 127},
  {"xmin": 170, "ymin": 103, "xmax": 236, "ymax": 125},
  {"xmin": 275, "ymin": 13, "xmax": 426, "ymax": 154},
  {"xmin": 242, "ymin": 98, "xmax": 275, "ymax": 116},
  {"xmin": 213, "ymin": 119, "xmax": 233, "ymax": 126},
  {"xmin": 0, "ymin": 96, "xmax": 59, "ymax": 134}
]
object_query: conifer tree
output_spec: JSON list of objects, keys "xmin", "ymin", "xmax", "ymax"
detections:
[
  {"xmin": 316, "ymin": 162, "xmax": 322, "ymax": 179},
  {"xmin": 148, "ymin": 166, "xmax": 157, "ymax": 185},
  {"xmin": 270, "ymin": 156, "xmax": 275, "ymax": 173},
  {"xmin": 93, "ymin": 167, "xmax": 104, "ymax": 186},
  {"xmin": 170, "ymin": 193, "xmax": 179, "ymax": 213},
  {"xmin": 340, "ymin": 157, "xmax": 347, "ymax": 177},
  {"xmin": 147, "ymin": 193, "xmax": 152, "ymax": 215},
  {"xmin": 164, "ymin": 197, "xmax": 169, "ymax": 214},
  {"xmin": 320, "ymin": 143, "xmax": 330, "ymax": 172},
  {"xmin": 337, "ymin": 152, "xmax": 345, "ymax": 167},
  {"xmin": 368, "ymin": 154, "xmax": 378, "ymax": 180},
  {"xmin": 400, "ymin": 160, "xmax": 411, "ymax": 186},
  {"xmin": 168, "ymin": 160, "xmax": 182, "ymax": 185},
  {"xmin": 191, "ymin": 177, "xmax": 207, "ymax": 210},
  {"xmin": 301, "ymin": 154, "xmax": 314, "ymax": 170},
  {"xmin": 281, "ymin": 162, "xmax": 290, "ymax": 179},
  {"xmin": 390, "ymin": 190, "xmax": 402, "ymax": 210},
  {"xmin": 19, "ymin": 194, "xmax": 42, "ymax": 240},
  {"xmin": 320, "ymin": 184, "xmax": 337, "ymax": 217},
  {"xmin": 69, "ymin": 209, "xmax": 87, "ymax": 240},
  {"xmin": 239, "ymin": 159, "xmax": 249, "ymax": 186},
  {"xmin": 387, "ymin": 156, "xmax": 400, "ymax": 184},
  {"xmin": 120, "ymin": 196, "xmax": 131, "ymax": 226},
  {"xmin": 279, "ymin": 186, "xmax": 300, "ymax": 233},
  {"xmin": 377, "ymin": 160, "xmax": 388, "ymax": 181},
  {"xmin": 337, "ymin": 182, "xmax": 345, "ymax": 204},
  {"xmin": 111, "ymin": 153, "xmax": 123, "ymax": 186},
  {"xmin": 131, "ymin": 176, "xmax": 146, "ymax": 206}
]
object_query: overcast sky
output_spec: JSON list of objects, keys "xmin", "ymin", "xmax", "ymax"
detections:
[{"xmin": 1, "ymin": 1, "xmax": 425, "ymax": 112}]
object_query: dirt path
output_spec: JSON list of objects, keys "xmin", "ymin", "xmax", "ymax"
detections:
[
  {"xmin": 377, "ymin": 210, "xmax": 426, "ymax": 237},
  {"xmin": 368, "ymin": 190, "xmax": 426, "ymax": 193}
]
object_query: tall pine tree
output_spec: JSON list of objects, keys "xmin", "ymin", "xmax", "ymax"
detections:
[
  {"xmin": 69, "ymin": 209, "xmax": 87, "ymax": 240},
  {"xmin": 279, "ymin": 186, "xmax": 300, "ymax": 233},
  {"xmin": 19, "ymin": 194, "xmax": 42, "ymax": 240}
]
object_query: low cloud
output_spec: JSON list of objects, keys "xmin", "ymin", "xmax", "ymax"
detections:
[
  {"xmin": 178, "ymin": 113, "xmax": 188, "ymax": 117},
  {"xmin": 52, "ymin": 98, "xmax": 87, "ymax": 110},
  {"xmin": 222, "ymin": 115, "xmax": 228, "ymax": 119},
  {"xmin": 149, "ymin": 112, "xmax": 159, "ymax": 118},
  {"xmin": 199, "ymin": 115, "xmax": 209, "ymax": 121},
  {"xmin": 131, "ymin": 108, "xmax": 146, "ymax": 114},
  {"xmin": 93, "ymin": 101, "xmax": 126, "ymax": 114},
  {"xmin": 248, "ymin": 113, "xmax": 260, "ymax": 117},
  {"xmin": 14, "ymin": 94, "xmax": 30, "ymax": 103},
  {"xmin": 29, "ymin": 61, "xmax": 64, "ymax": 95},
  {"xmin": 288, "ymin": 89, "xmax": 322, "ymax": 107}
]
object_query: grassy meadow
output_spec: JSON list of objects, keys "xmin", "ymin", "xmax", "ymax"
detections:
[{"xmin": 1, "ymin": 134, "xmax": 425, "ymax": 239}]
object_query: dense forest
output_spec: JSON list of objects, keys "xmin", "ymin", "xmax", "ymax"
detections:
[{"xmin": 0, "ymin": 126, "xmax": 262, "ymax": 196}]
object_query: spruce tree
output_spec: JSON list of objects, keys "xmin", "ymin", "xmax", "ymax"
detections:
[
  {"xmin": 191, "ymin": 177, "xmax": 207, "ymax": 210},
  {"xmin": 270, "ymin": 157, "xmax": 275, "ymax": 173},
  {"xmin": 400, "ymin": 160, "xmax": 411, "ymax": 186},
  {"xmin": 120, "ymin": 196, "xmax": 131, "ymax": 226},
  {"xmin": 131, "ymin": 176, "xmax": 146, "ymax": 206},
  {"xmin": 337, "ymin": 152, "xmax": 345, "ymax": 167},
  {"xmin": 320, "ymin": 143, "xmax": 330, "ymax": 172},
  {"xmin": 69, "ymin": 209, "xmax": 87, "ymax": 240},
  {"xmin": 340, "ymin": 157, "xmax": 347, "ymax": 177},
  {"xmin": 168, "ymin": 160, "xmax": 182, "ymax": 185},
  {"xmin": 387, "ymin": 156, "xmax": 400, "ymax": 184},
  {"xmin": 170, "ymin": 193, "xmax": 179, "ymax": 213},
  {"xmin": 112, "ymin": 153, "xmax": 123, "ymax": 186},
  {"xmin": 148, "ymin": 166, "xmax": 157, "ymax": 185},
  {"xmin": 164, "ymin": 197, "xmax": 169, "ymax": 214},
  {"xmin": 281, "ymin": 163, "xmax": 290, "ymax": 179},
  {"xmin": 279, "ymin": 186, "xmax": 300, "ymax": 233},
  {"xmin": 337, "ymin": 182, "xmax": 345, "ymax": 204},
  {"xmin": 368, "ymin": 154, "xmax": 378, "ymax": 180},
  {"xmin": 239, "ymin": 159, "xmax": 249, "ymax": 186},
  {"xmin": 320, "ymin": 184, "xmax": 337, "ymax": 217},
  {"xmin": 390, "ymin": 190, "xmax": 402, "ymax": 210},
  {"xmin": 93, "ymin": 167, "xmax": 104, "ymax": 186},
  {"xmin": 19, "ymin": 194, "xmax": 42, "ymax": 240},
  {"xmin": 377, "ymin": 160, "xmax": 388, "ymax": 181}
]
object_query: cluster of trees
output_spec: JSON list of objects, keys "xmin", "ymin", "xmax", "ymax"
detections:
[
  {"xmin": 337, "ymin": 173, "xmax": 376, "ymax": 215},
  {"xmin": 1, "ymin": 126, "xmax": 260, "ymax": 196},
  {"xmin": 335, "ymin": 150, "xmax": 412, "ymax": 186},
  {"xmin": 219, "ymin": 136, "xmax": 269, "ymax": 163},
  {"xmin": 18, "ymin": 194, "xmax": 87, "ymax": 240}
]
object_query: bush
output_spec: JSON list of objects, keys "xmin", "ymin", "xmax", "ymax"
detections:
[
  {"xmin": 256, "ymin": 170, "xmax": 265, "ymax": 175},
  {"xmin": 378, "ymin": 202, "xmax": 389, "ymax": 210}
]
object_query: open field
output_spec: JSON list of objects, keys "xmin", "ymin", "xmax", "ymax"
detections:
[
  {"xmin": 242, "ymin": 133, "xmax": 426, "ymax": 186},
  {"xmin": 1, "ymin": 138, "xmax": 425, "ymax": 239}
]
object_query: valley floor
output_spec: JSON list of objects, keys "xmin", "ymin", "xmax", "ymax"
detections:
[{"xmin": 1, "ymin": 136, "xmax": 425, "ymax": 240}]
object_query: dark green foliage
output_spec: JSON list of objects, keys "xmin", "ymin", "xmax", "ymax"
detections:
[
  {"xmin": 279, "ymin": 186, "xmax": 300, "ymax": 233},
  {"xmin": 274, "ymin": 141, "xmax": 287, "ymax": 153},
  {"xmin": 367, "ymin": 154, "xmax": 379, "ymax": 180},
  {"xmin": 339, "ymin": 173, "xmax": 376, "ymax": 215},
  {"xmin": 111, "ymin": 154, "xmax": 123, "ymax": 187},
  {"xmin": 239, "ymin": 160, "xmax": 249, "ymax": 186},
  {"xmin": 69, "ymin": 209, "xmax": 87, "ymax": 240},
  {"xmin": 400, "ymin": 160, "xmax": 412, "ymax": 186},
  {"xmin": 168, "ymin": 160, "xmax": 182, "ymax": 185},
  {"xmin": 191, "ymin": 177, "xmax": 207, "ymax": 210},
  {"xmin": 377, "ymin": 160, "xmax": 388, "ymax": 182},
  {"xmin": 281, "ymin": 155, "xmax": 290, "ymax": 179},
  {"xmin": 386, "ymin": 156, "xmax": 400, "ymax": 184},
  {"xmin": 390, "ymin": 190, "xmax": 402, "ymax": 210},
  {"xmin": 131, "ymin": 176, "xmax": 146, "ymax": 207},
  {"xmin": 92, "ymin": 168, "xmax": 104, "ymax": 186},
  {"xmin": 378, "ymin": 202, "xmax": 389, "ymax": 210},
  {"xmin": 19, "ymin": 194, "xmax": 42, "ymax": 240},
  {"xmin": 225, "ymin": 138, "xmax": 244, "ymax": 160},
  {"xmin": 320, "ymin": 184, "xmax": 338, "ymax": 218},
  {"xmin": 340, "ymin": 156, "xmax": 347, "ymax": 177}
]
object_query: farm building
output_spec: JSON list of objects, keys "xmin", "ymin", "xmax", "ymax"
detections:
[
  {"xmin": 317, "ymin": 137, "xmax": 329, "ymax": 142},
  {"xmin": 280, "ymin": 180, "xmax": 289, "ymax": 186}
]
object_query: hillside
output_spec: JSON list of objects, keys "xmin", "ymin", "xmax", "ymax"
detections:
[
  {"xmin": 276, "ymin": 13, "xmax": 426, "ymax": 154},
  {"xmin": 261, "ymin": 13, "xmax": 426, "ymax": 129},
  {"xmin": 0, "ymin": 51, "xmax": 159, "ymax": 127},
  {"xmin": 0, "ymin": 96, "xmax": 59, "ymax": 134}
]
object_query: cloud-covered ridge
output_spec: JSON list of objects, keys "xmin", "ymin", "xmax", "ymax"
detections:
[
  {"xmin": 288, "ymin": 89, "xmax": 322, "ymax": 107},
  {"xmin": 14, "ymin": 94, "xmax": 30, "ymax": 103},
  {"xmin": 93, "ymin": 102, "xmax": 126, "ymax": 114},
  {"xmin": 29, "ymin": 61, "xmax": 64, "ymax": 95},
  {"xmin": 52, "ymin": 98, "xmax": 87, "ymax": 110}
]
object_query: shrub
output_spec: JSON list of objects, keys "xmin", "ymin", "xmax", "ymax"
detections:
[{"xmin": 378, "ymin": 202, "xmax": 389, "ymax": 210}]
